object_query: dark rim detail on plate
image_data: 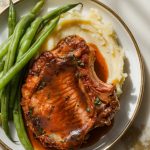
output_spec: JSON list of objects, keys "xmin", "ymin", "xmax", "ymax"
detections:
[{"xmin": 0, "ymin": 0, "xmax": 144, "ymax": 150}]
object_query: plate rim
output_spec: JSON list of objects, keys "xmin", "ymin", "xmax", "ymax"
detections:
[{"xmin": 0, "ymin": 0, "xmax": 145, "ymax": 150}]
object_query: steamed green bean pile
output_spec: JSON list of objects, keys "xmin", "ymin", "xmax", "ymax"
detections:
[{"xmin": 0, "ymin": 0, "xmax": 82, "ymax": 149}]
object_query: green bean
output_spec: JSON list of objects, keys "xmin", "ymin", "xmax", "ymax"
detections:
[
  {"xmin": 0, "ymin": 71, "xmax": 3, "ymax": 108},
  {"xmin": 0, "ymin": 37, "xmax": 11, "ymax": 60},
  {"xmin": 0, "ymin": 37, "xmax": 10, "ymax": 114},
  {"xmin": 8, "ymin": 0, "xmax": 16, "ymax": 36},
  {"xmin": 0, "ymin": 69, "xmax": 3, "ymax": 108},
  {"xmin": 9, "ymin": 17, "xmax": 43, "ymax": 112},
  {"xmin": 0, "ymin": 58, "xmax": 5, "ymax": 72},
  {"xmin": 0, "ymin": 71, "xmax": 3, "ymax": 78},
  {"xmin": 13, "ymin": 87, "xmax": 33, "ymax": 150},
  {"xmin": 0, "ymin": 91, "xmax": 2, "ymax": 112},
  {"xmin": 0, "ymin": 113, "xmax": 1, "ymax": 125},
  {"xmin": 18, "ymin": 17, "xmax": 43, "ymax": 59},
  {"xmin": 1, "ymin": 88, "xmax": 10, "ymax": 137},
  {"xmin": 0, "ymin": 17, "xmax": 59, "ymax": 90},
  {"xmin": 0, "ymin": 59, "xmax": 5, "ymax": 111}
]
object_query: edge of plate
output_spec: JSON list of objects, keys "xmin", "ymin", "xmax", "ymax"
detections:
[{"xmin": 0, "ymin": 0, "xmax": 145, "ymax": 150}]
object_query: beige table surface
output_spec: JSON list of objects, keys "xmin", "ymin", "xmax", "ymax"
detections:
[{"xmin": 0, "ymin": 0, "xmax": 150, "ymax": 150}]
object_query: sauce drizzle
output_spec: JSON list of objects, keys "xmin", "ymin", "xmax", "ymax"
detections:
[{"xmin": 88, "ymin": 43, "xmax": 108, "ymax": 82}]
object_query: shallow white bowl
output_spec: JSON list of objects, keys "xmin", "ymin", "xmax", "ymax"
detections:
[{"xmin": 0, "ymin": 0, "xmax": 144, "ymax": 150}]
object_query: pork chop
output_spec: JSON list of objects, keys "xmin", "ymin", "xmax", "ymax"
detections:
[{"xmin": 21, "ymin": 35, "xmax": 119, "ymax": 150}]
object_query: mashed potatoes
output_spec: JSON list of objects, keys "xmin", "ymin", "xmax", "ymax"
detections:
[{"xmin": 42, "ymin": 8, "xmax": 127, "ymax": 95}]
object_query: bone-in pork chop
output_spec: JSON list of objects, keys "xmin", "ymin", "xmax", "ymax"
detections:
[{"xmin": 21, "ymin": 35, "xmax": 119, "ymax": 150}]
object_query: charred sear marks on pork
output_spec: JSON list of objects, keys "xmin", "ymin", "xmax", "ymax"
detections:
[{"xmin": 21, "ymin": 35, "xmax": 119, "ymax": 150}]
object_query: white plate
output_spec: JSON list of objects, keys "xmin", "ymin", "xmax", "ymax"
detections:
[{"xmin": 0, "ymin": 0, "xmax": 144, "ymax": 150}]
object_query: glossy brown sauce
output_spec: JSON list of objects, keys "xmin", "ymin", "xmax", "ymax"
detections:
[
  {"xmin": 89, "ymin": 43, "xmax": 108, "ymax": 82},
  {"xmin": 28, "ymin": 43, "xmax": 110, "ymax": 150}
]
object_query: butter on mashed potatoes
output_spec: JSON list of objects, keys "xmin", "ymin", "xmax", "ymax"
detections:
[{"xmin": 42, "ymin": 8, "xmax": 127, "ymax": 95}]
